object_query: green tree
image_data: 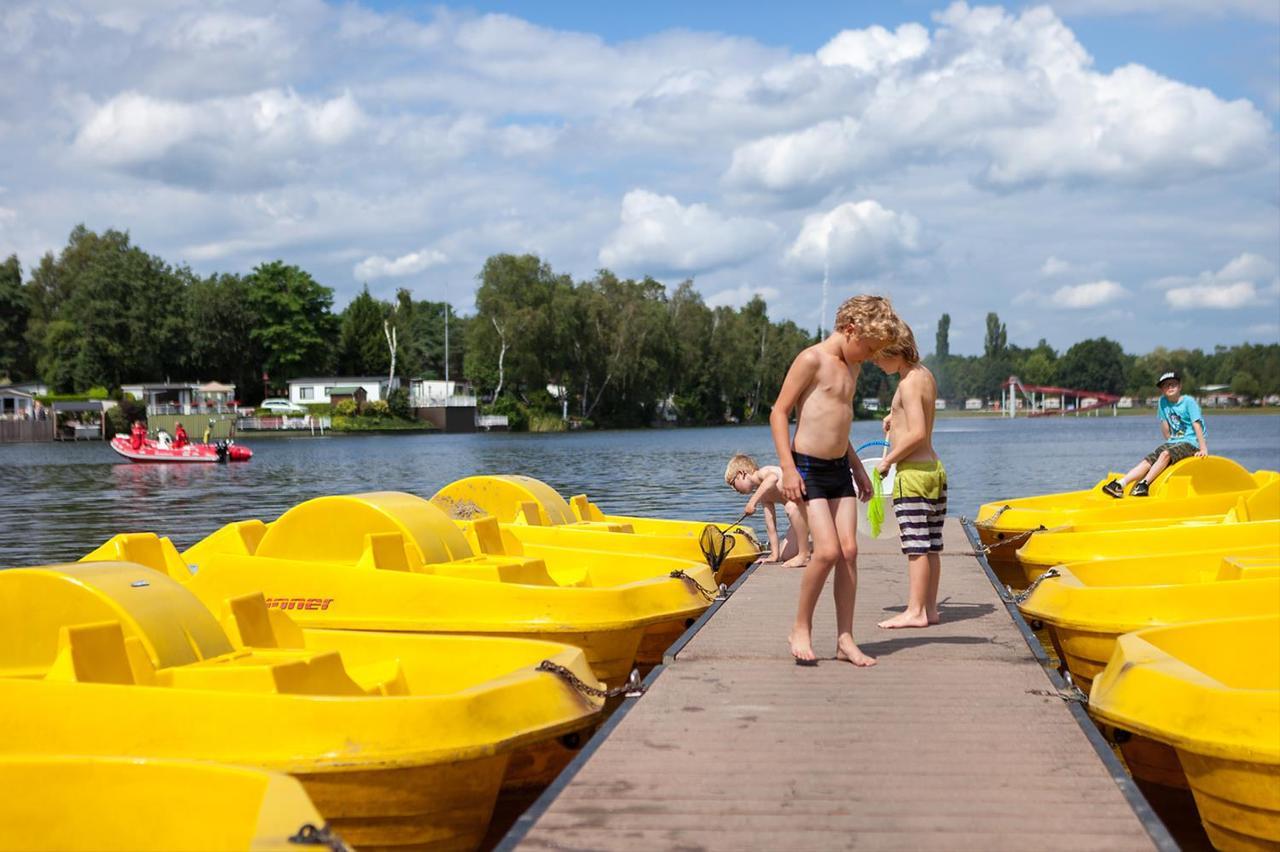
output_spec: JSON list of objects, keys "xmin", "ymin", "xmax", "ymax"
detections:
[
  {"xmin": 338, "ymin": 285, "xmax": 391, "ymax": 376},
  {"xmin": 934, "ymin": 313, "xmax": 950, "ymax": 359},
  {"xmin": 244, "ymin": 261, "xmax": 338, "ymax": 391},
  {"xmin": 1231, "ymin": 371, "xmax": 1260, "ymax": 400},
  {"xmin": 1057, "ymin": 337, "xmax": 1127, "ymax": 395},
  {"xmin": 187, "ymin": 273, "xmax": 259, "ymax": 397},
  {"xmin": 0, "ymin": 255, "xmax": 30, "ymax": 380},
  {"xmin": 983, "ymin": 312, "xmax": 1007, "ymax": 360}
]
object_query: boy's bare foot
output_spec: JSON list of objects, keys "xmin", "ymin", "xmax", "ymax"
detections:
[
  {"xmin": 877, "ymin": 611, "xmax": 930, "ymax": 629},
  {"xmin": 781, "ymin": 553, "xmax": 810, "ymax": 568},
  {"xmin": 789, "ymin": 628, "xmax": 818, "ymax": 665},
  {"xmin": 834, "ymin": 635, "xmax": 877, "ymax": 667}
]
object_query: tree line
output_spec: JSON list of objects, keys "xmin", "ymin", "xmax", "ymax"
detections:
[{"xmin": 1, "ymin": 226, "xmax": 1276, "ymax": 430}]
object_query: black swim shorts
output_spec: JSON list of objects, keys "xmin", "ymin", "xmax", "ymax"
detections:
[{"xmin": 793, "ymin": 452, "xmax": 858, "ymax": 502}]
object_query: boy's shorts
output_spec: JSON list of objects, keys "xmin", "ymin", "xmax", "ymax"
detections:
[
  {"xmin": 793, "ymin": 452, "xmax": 857, "ymax": 502},
  {"xmin": 1144, "ymin": 441, "xmax": 1196, "ymax": 466},
  {"xmin": 893, "ymin": 460, "xmax": 947, "ymax": 555}
]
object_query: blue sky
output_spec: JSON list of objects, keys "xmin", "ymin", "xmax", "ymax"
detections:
[{"xmin": 0, "ymin": 1, "xmax": 1276, "ymax": 356}]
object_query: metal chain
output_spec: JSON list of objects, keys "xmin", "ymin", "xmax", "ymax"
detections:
[
  {"xmin": 670, "ymin": 568, "xmax": 728, "ymax": 601},
  {"xmin": 538, "ymin": 660, "xmax": 646, "ymax": 700},
  {"xmin": 1000, "ymin": 567, "xmax": 1060, "ymax": 605},
  {"xmin": 1025, "ymin": 683, "xmax": 1087, "ymax": 704},
  {"xmin": 288, "ymin": 823, "xmax": 351, "ymax": 851},
  {"xmin": 972, "ymin": 525, "xmax": 1043, "ymax": 556},
  {"xmin": 976, "ymin": 505, "xmax": 1012, "ymax": 528}
]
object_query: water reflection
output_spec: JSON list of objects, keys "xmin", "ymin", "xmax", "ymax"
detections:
[{"xmin": 2, "ymin": 415, "xmax": 1277, "ymax": 567}]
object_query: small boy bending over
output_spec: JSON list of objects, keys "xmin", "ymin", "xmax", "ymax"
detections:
[
  {"xmin": 872, "ymin": 321, "xmax": 946, "ymax": 629},
  {"xmin": 1101, "ymin": 370, "xmax": 1208, "ymax": 498},
  {"xmin": 771, "ymin": 295, "xmax": 899, "ymax": 666},
  {"xmin": 724, "ymin": 453, "xmax": 811, "ymax": 566}
]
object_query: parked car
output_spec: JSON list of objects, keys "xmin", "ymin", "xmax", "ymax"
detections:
[{"xmin": 259, "ymin": 398, "xmax": 305, "ymax": 415}]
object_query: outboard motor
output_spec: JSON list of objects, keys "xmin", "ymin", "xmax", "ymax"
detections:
[{"xmin": 214, "ymin": 440, "xmax": 229, "ymax": 462}]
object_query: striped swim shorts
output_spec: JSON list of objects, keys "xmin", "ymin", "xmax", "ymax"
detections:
[{"xmin": 893, "ymin": 460, "xmax": 948, "ymax": 555}]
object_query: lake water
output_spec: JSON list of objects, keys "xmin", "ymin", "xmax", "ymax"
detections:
[{"xmin": 2, "ymin": 414, "xmax": 1278, "ymax": 567}]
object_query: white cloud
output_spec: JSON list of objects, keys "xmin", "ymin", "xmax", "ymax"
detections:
[
  {"xmin": 1040, "ymin": 256, "xmax": 1071, "ymax": 276},
  {"xmin": 1161, "ymin": 253, "xmax": 1279, "ymax": 310},
  {"xmin": 705, "ymin": 284, "xmax": 782, "ymax": 308},
  {"xmin": 598, "ymin": 190, "xmax": 776, "ymax": 274},
  {"xmin": 725, "ymin": 4, "xmax": 1273, "ymax": 200},
  {"xmin": 1050, "ymin": 279, "xmax": 1127, "ymax": 308},
  {"xmin": 787, "ymin": 200, "xmax": 922, "ymax": 275},
  {"xmin": 354, "ymin": 249, "xmax": 448, "ymax": 281},
  {"xmin": 1167, "ymin": 281, "xmax": 1261, "ymax": 310}
]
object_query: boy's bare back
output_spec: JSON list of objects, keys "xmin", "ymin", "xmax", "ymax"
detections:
[
  {"xmin": 792, "ymin": 344, "xmax": 860, "ymax": 459},
  {"xmin": 887, "ymin": 364, "xmax": 939, "ymax": 463}
]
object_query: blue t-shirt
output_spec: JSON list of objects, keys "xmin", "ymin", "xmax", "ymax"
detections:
[{"xmin": 1158, "ymin": 395, "xmax": 1205, "ymax": 447}]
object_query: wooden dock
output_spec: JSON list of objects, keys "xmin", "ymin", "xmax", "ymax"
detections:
[{"xmin": 505, "ymin": 518, "xmax": 1174, "ymax": 851}]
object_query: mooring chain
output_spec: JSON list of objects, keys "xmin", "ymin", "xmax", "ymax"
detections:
[
  {"xmin": 670, "ymin": 568, "xmax": 729, "ymax": 601},
  {"xmin": 1000, "ymin": 567, "xmax": 1061, "ymax": 605},
  {"xmin": 976, "ymin": 505, "xmax": 1013, "ymax": 528},
  {"xmin": 538, "ymin": 660, "xmax": 647, "ymax": 700},
  {"xmin": 1025, "ymin": 683, "xmax": 1087, "ymax": 704},
  {"xmin": 288, "ymin": 823, "xmax": 351, "ymax": 851},
  {"xmin": 973, "ymin": 525, "xmax": 1044, "ymax": 556}
]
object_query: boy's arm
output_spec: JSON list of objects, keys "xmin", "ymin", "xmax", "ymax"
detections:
[
  {"xmin": 846, "ymin": 441, "xmax": 873, "ymax": 503},
  {"xmin": 878, "ymin": 378, "xmax": 927, "ymax": 472},
  {"xmin": 744, "ymin": 474, "xmax": 779, "ymax": 515},
  {"xmin": 770, "ymin": 351, "xmax": 818, "ymax": 502},
  {"xmin": 1193, "ymin": 420, "xmax": 1208, "ymax": 457},
  {"xmin": 763, "ymin": 502, "xmax": 779, "ymax": 559}
]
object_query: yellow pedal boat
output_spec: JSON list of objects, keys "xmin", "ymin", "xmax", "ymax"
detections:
[
  {"xmin": 1019, "ymin": 551, "xmax": 1280, "ymax": 695},
  {"xmin": 0, "ymin": 561, "xmax": 603, "ymax": 851},
  {"xmin": 1088, "ymin": 616, "xmax": 1280, "ymax": 851},
  {"xmin": 1016, "ymin": 481, "xmax": 1280, "ymax": 584},
  {"xmin": 0, "ymin": 756, "xmax": 346, "ymax": 852},
  {"xmin": 97, "ymin": 490, "xmax": 713, "ymax": 684},
  {"xmin": 431, "ymin": 475, "xmax": 763, "ymax": 585},
  {"xmin": 975, "ymin": 458, "xmax": 1275, "ymax": 585}
]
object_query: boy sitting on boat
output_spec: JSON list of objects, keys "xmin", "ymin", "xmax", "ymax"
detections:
[
  {"xmin": 872, "ymin": 320, "xmax": 947, "ymax": 629},
  {"xmin": 1102, "ymin": 370, "xmax": 1208, "ymax": 498},
  {"xmin": 724, "ymin": 453, "xmax": 811, "ymax": 567}
]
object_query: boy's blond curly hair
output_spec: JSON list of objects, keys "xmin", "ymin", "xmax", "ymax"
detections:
[
  {"xmin": 878, "ymin": 318, "xmax": 920, "ymax": 365},
  {"xmin": 724, "ymin": 452, "xmax": 758, "ymax": 486},
  {"xmin": 834, "ymin": 295, "xmax": 899, "ymax": 346}
]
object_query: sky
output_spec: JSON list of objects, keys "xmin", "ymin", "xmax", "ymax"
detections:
[{"xmin": 1, "ymin": 1, "xmax": 1277, "ymax": 356}]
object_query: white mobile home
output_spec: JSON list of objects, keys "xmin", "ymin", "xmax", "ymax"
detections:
[{"xmin": 287, "ymin": 377, "xmax": 396, "ymax": 405}]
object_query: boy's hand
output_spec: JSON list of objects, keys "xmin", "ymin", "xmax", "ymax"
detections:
[
  {"xmin": 743, "ymin": 503, "xmax": 757, "ymax": 516},
  {"xmin": 882, "ymin": 415, "xmax": 891, "ymax": 435},
  {"xmin": 851, "ymin": 463, "xmax": 873, "ymax": 503},
  {"xmin": 1195, "ymin": 449, "xmax": 1208, "ymax": 458},
  {"xmin": 781, "ymin": 468, "xmax": 805, "ymax": 502},
  {"xmin": 876, "ymin": 458, "xmax": 891, "ymax": 477}
]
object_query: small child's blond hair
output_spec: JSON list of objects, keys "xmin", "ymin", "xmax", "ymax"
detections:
[
  {"xmin": 835, "ymin": 295, "xmax": 899, "ymax": 345},
  {"xmin": 724, "ymin": 452, "xmax": 758, "ymax": 486},
  {"xmin": 879, "ymin": 319, "xmax": 920, "ymax": 365}
]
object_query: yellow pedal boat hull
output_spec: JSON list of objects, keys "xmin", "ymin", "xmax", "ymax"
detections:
[
  {"xmin": 1089, "ymin": 616, "xmax": 1280, "ymax": 851},
  {"xmin": 1, "ymin": 561, "xmax": 603, "ymax": 851},
  {"xmin": 108, "ymin": 491, "xmax": 712, "ymax": 684},
  {"xmin": 975, "ymin": 458, "xmax": 1275, "ymax": 582},
  {"xmin": 0, "ymin": 756, "xmax": 343, "ymax": 852},
  {"xmin": 1019, "ymin": 551, "xmax": 1280, "ymax": 695},
  {"xmin": 431, "ymin": 475, "xmax": 762, "ymax": 584}
]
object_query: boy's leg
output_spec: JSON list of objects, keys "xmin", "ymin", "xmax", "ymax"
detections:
[
  {"xmin": 878, "ymin": 553, "xmax": 931, "ymax": 629},
  {"xmin": 926, "ymin": 553, "xmax": 942, "ymax": 624},
  {"xmin": 781, "ymin": 500, "xmax": 811, "ymax": 567},
  {"xmin": 832, "ymin": 495, "xmax": 876, "ymax": 666},
  {"xmin": 790, "ymin": 497, "xmax": 839, "ymax": 663},
  {"xmin": 1120, "ymin": 459, "xmax": 1153, "ymax": 487},
  {"xmin": 1143, "ymin": 450, "xmax": 1173, "ymax": 484}
]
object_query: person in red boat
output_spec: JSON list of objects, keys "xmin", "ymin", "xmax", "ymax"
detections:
[
  {"xmin": 173, "ymin": 422, "xmax": 189, "ymax": 448},
  {"xmin": 129, "ymin": 420, "xmax": 146, "ymax": 451}
]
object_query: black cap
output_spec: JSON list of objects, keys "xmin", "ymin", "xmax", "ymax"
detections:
[{"xmin": 1157, "ymin": 370, "xmax": 1180, "ymax": 387}]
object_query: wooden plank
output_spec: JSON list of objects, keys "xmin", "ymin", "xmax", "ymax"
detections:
[{"xmin": 515, "ymin": 518, "xmax": 1159, "ymax": 851}]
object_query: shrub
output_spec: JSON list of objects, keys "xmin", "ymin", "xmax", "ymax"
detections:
[
  {"xmin": 528, "ymin": 410, "xmax": 566, "ymax": 432},
  {"xmin": 387, "ymin": 388, "xmax": 411, "ymax": 420},
  {"xmin": 365, "ymin": 399, "xmax": 391, "ymax": 417},
  {"xmin": 334, "ymin": 399, "xmax": 358, "ymax": 417},
  {"xmin": 486, "ymin": 395, "xmax": 528, "ymax": 431}
]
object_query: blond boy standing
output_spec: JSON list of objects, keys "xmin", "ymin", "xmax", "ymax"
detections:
[
  {"xmin": 873, "ymin": 321, "xmax": 946, "ymax": 629},
  {"xmin": 771, "ymin": 295, "xmax": 899, "ymax": 666}
]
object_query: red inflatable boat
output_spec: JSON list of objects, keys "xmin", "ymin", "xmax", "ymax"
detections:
[{"xmin": 110, "ymin": 435, "xmax": 252, "ymax": 463}]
